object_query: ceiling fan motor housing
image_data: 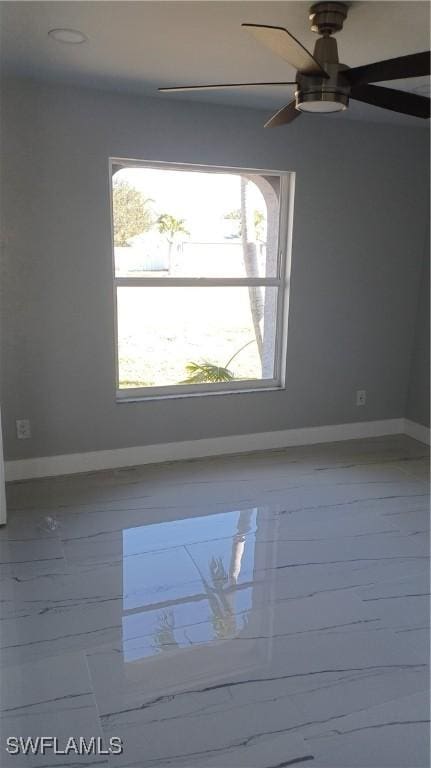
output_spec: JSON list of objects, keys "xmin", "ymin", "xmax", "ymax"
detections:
[
  {"xmin": 296, "ymin": 33, "xmax": 350, "ymax": 113},
  {"xmin": 309, "ymin": 2, "xmax": 348, "ymax": 35}
]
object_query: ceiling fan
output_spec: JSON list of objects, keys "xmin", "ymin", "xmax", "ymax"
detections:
[{"xmin": 159, "ymin": 2, "xmax": 430, "ymax": 126}]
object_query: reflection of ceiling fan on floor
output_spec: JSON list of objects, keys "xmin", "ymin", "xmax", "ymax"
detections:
[{"xmin": 159, "ymin": 2, "xmax": 430, "ymax": 127}]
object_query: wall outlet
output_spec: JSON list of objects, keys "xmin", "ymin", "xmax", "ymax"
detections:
[
  {"xmin": 16, "ymin": 419, "xmax": 31, "ymax": 439},
  {"xmin": 356, "ymin": 389, "xmax": 366, "ymax": 407}
]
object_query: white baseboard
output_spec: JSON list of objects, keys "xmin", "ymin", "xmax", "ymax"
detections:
[
  {"xmin": 404, "ymin": 418, "xmax": 431, "ymax": 446},
  {"xmin": 5, "ymin": 417, "xmax": 407, "ymax": 482}
]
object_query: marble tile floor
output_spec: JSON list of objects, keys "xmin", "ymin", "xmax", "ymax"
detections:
[{"xmin": 0, "ymin": 434, "xmax": 429, "ymax": 767}]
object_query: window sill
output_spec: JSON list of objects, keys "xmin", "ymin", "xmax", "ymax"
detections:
[{"xmin": 116, "ymin": 384, "xmax": 285, "ymax": 404}]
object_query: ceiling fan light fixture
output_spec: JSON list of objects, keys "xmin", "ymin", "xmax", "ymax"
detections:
[{"xmin": 295, "ymin": 89, "xmax": 348, "ymax": 113}]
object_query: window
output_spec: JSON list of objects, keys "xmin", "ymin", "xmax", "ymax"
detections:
[{"xmin": 110, "ymin": 159, "xmax": 293, "ymax": 400}]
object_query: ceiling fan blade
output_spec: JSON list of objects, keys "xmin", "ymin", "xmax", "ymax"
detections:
[
  {"xmin": 242, "ymin": 23, "xmax": 328, "ymax": 78},
  {"xmin": 351, "ymin": 84, "xmax": 430, "ymax": 118},
  {"xmin": 347, "ymin": 51, "xmax": 430, "ymax": 87},
  {"xmin": 159, "ymin": 81, "xmax": 297, "ymax": 92},
  {"xmin": 264, "ymin": 100, "xmax": 301, "ymax": 128}
]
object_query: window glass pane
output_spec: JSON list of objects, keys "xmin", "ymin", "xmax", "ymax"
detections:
[
  {"xmin": 117, "ymin": 286, "xmax": 278, "ymax": 389},
  {"xmin": 112, "ymin": 167, "xmax": 280, "ymax": 278}
]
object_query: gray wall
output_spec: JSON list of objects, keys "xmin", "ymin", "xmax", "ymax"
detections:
[
  {"xmin": 406, "ymin": 220, "xmax": 430, "ymax": 427},
  {"xmin": 1, "ymin": 77, "xmax": 429, "ymax": 461}
]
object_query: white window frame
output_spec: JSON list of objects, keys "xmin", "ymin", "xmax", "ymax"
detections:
[{"xmin": 109, "ymin": 158, "xmax": 295, "ymax": 402}]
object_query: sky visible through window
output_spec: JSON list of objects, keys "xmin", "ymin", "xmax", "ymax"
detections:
[{"xmin": 115, "ymin": 167, "xmax": 265, "ymax": 243}]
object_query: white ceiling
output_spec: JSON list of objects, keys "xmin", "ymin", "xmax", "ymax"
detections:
[{"xmin": 1, "ymin": 1, "xmax": 430, "ymax": 126}]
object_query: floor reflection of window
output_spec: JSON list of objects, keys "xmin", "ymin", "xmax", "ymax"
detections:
[{"xmin": 121, "ymin": 509, "xmax": 257, "ymax": 662}]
